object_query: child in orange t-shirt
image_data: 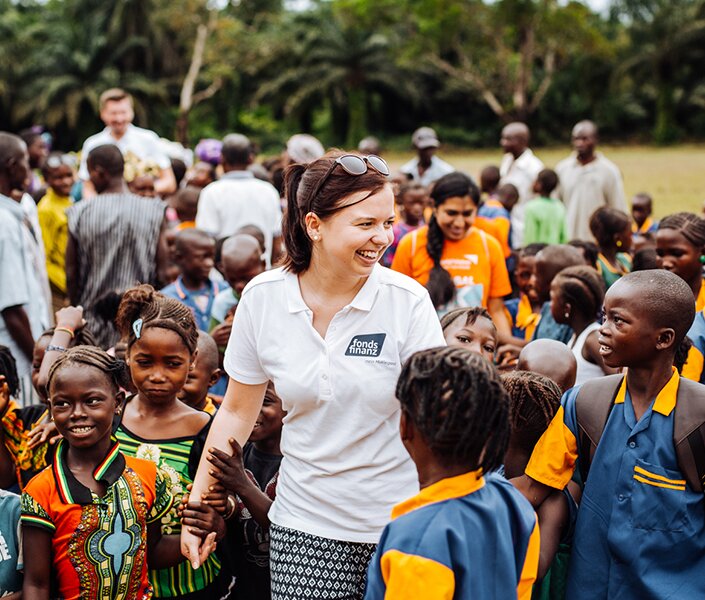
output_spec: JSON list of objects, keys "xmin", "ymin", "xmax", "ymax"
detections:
[{"xmin": 392, "ymin": 172, "xmax": 512, "ymax": 338}]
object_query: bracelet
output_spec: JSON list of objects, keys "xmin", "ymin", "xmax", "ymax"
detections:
[
  {"xmin": 46, "ymin": 345, "xmax": 67, "ymax": 353},
  {"xmin": 224, "ymin": 495, "xmax": 237, "ymax": 520},
  {"xmin": 55, "ymin": 327, "xmax": 75, "ymax": 339}
]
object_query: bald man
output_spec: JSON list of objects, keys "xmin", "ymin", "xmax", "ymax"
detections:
[
  {"xmin": 499, "ymin": 122, "xmax": 544, "ymax": 247},
  {"xmin": 556, "ymin": 120, "xmax": 626, "ymax": 241},
  {"xmin": 196, "ymin": 133, "xmax": 282, "ymax": 267}
]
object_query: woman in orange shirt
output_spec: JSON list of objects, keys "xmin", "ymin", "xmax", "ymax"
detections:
[{"xmin": 391, "ymin": 172, "xmax": 513, "ymax": 339}]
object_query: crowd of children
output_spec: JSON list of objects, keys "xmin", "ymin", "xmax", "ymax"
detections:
[{"xmin": 2, "ymin": 118, "xmax": 705, "ymax": 600}]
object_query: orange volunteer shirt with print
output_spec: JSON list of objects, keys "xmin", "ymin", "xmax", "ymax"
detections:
[{"xmin": 391, "ymin": 225, "xmax": 512, "ymax": 308}]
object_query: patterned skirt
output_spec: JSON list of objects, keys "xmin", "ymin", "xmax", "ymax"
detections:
[{"xmin": 269, "ymin": 524, "xmax": 377, "ymax": 600}]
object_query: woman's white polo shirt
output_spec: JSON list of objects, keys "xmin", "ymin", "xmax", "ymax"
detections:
[{"xmin": 224, "ymin": 264, "xmax": 445, "ymax": 543}]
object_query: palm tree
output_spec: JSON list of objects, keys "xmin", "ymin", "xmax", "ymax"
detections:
[
  {"xmin": 253, "ymin": 5, "xmax": 420, "ymax": 146},
  {"xmin": 616, "ymin": 0, "xmax": 705, "ymax": 143}
]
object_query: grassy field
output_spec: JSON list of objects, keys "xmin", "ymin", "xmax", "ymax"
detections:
[{"xmin": 385, "ymin": 145, "xmax": 705, "ymax": 218}]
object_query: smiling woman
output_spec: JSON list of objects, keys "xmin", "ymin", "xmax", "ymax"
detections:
[{"xmin": 182, "ymin": 151, "xmax": 446, "ymax": 600}]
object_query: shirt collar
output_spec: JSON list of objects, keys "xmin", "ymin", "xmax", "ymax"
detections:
[
  {"xmin": 52, "ymin": 437, "xmax": 126, "ymax": 505},
  {"xmin": 284, "ymin": 264, "xmax": 382, "ymax": 314},
  {"xmin": 221, "ymin": 170, "xmax": 255, "ymax": 180},
  {"xmin": 174, "ymin": 275, "xmax": 214, "ymax": 300},
  {"xmin": 615, "ymin": 367, "xmax": 680, "ymax": 416},
  {"xmin": 391, "ymin": 469, "xmax": 485, "ymax": 520}
]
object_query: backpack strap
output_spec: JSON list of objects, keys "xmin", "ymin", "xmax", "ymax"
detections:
[
  {"xmin": 673, "ymin": 378, "xmax": 705, "ymax": 493},
  {"xmin": 574, "ymin": 374, "xmax": 624, "ymax": 485}
]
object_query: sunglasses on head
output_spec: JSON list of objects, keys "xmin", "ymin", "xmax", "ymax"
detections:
[
  {"xmin": 45, "ymin": 155, "xmax": 75, "ymax": 169},
  {"xmin": 308, "ymin": 154, "xmax": 390, "ymax": 205}
]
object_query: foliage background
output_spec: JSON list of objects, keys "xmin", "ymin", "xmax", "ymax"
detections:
[{"xmin": 1, "ymin": 0, "xmax": 705, "ymax": 152}]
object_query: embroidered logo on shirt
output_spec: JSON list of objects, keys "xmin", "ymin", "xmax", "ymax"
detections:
[{"xmin": 345, "ymin": 334, "xmax": 386, "ymax": 357}]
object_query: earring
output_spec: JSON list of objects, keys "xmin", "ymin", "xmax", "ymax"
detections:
[
  {"xmin": 312, "ymin": 234, "xmax": 320, "ymax": 242},
  {"xmin": 700, "ymin": 256, "xmax": 705, "ymax": 264},
  {"xmin": 564, "ymin": 310, "xmax": 570, "ymax": 319},
  {"xmin": 616, "ymin": 240, "xmax": 623, "ymax": 248}
]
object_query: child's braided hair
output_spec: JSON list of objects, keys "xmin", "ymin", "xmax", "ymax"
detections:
[
  {"xmin": 47, "ymin": 346, "xmax": 132, "ymax": 394},
  {"xmin": 440, "ymin": 306, "xmax": 495, "ymax": 334},
  {"xmin": 658, "ymin": 212, "xmax": 705, "ymax": 248},
  {"xmin": 396, "ymin": 346, "xmax": 509, "ymax": 472},
  {"xmin": 0, "ymin": 346, "xmax": 19, "ymax": 398},
  {"xmin": 553, "ymin": 265, "xmax": 606, "ymax": 321},
  {"xmin": 501, "ymin": 370, "xmax": 561, "ymax": 452},
  {"xmin": 426, "ymin": 172, "xmax": 480, "ymax": 308},
  {"xmin": 115, "ymin": 284, "xmax": 198, "ymax": 353}
]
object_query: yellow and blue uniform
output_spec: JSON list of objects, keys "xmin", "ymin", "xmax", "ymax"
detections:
[
  {"xmin": 526, "ymin": 369, "xmax": 705, "ymax": 599},
  {"xmin": 632, "ymin": 217, "xmax": 658, "ymax": 235},
  {"xmin": 364, "ymin": 470, "xmax": 539, "ymax": 600},
  {"xmin": 505, "ymin": 294, "xmax": 540, "ymax": 341}
]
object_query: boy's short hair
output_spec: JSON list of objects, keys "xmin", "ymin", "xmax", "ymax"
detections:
[
  {"xmin": 518, "ymin": 243, "xmax": 547, "ymax": 260},
  {"xmin": 396, "ymin": 347, "xmax": 509, "ymax": 472},
  {"xmin": 536, "ymin": 169, "xmax": 559, "ymax": 196},
  {"xmin": 615, "ymin": 270, "xmax": 695, "ymax": 344},
  {"xmin": 632, "ymin": 247, "xmax": 659, "ymax": 271},
  {"xmin": 196, "ymin": 331, "xmax": 220, "ymax": 373},
  {"xmin": 87, "ymin": 144, "xmax": 124, "ymax": 177},
  {"xmin": 174, "ymin": 228, "xmax": 214, "ymax": 256},
  {"xmin": 399, "ymin": 181, "xmax": 427, "ymax": 199},
  {"xmin": 100, "ymin": 88, "xmax": 133, "ymax": 110}
]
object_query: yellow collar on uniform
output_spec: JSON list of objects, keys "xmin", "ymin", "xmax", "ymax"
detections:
[
  {"xmin": 632, "ymin": 217, "xmax": 653, "ymax": 234},
  {"xmin": 392, "ymin": 469, "xmax": 485, "ymax": 520},
  {"xmin": 615, "ymin": 367, "xmax": 679, "ymax": 416},
  {"xmin": 696, "ymin": 285, "xmax": 705, "ymax": 313}
]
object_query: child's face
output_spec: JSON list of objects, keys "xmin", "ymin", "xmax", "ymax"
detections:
[
  {"xmin": 443, "ymin": 316, "xmax": 497, "ymax": 362},
  {"xmin": 631, "ymin": 197, "xmax": 651, "ymax": 227},
  {"xmin": 46, "ymin": 164, "xmax": 74, "ymax": 197},
  {"xmin": 531, "ymin": 257, "xmax": 553, "ymax": 304},
  {"xmin": 598, "ymin": 282, "xmax": 655, "ymax": 368},
  {"xmin": 656, "ymin": 228, "xmax": 702, "ymax": 284},
  {"xmin": 32, "ymin": 336, "xmax": 51, "ymax": 402},
  {"xmin": 222, "ymin": 253, "xmax": 265, "ymax": 297},
  {"xmin": 434, "ymin": 196, "xmax": 476, "ymax": 241},
  {"xmin": 129, "ymin": 175, "xmax": 157, "ymax": 198},
  {"xmin": 128, "ymin": 327, "xmax": 194, "ymax": 405},
  {"xmin": 549, "ymin": 282, "xmax": 569, "ymax": 324},
  {"xmin": 401, "ymin": 190, "xmax": 426, "ymax": 225},
  {"xmin": 248, "ymin": 386, "xmax": 285, "ymax": 444},
  {"xmin": 187, "ymin": 162, "xmax": 215, "ymax": 188},
  {"xmin": 178, "ymin": 239, "xmax": 216, "ymax": 283},
  {"xmin": 178, "ymin": 354, "xmax": 218, "ymax": 409},
  {"xmin": 49, "ymin": 365, "xmax": 120, "ymax": 449},
  {"xmin": 515, "ymin": 256, "xmax": 538, "ymax": 302}
]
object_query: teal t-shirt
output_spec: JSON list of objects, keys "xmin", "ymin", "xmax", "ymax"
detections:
[
  {"xmin": 0, "ymin": 490, "xmax": 23, "ymax": 595},
  {"xmin": 523, "ymin": 197, "xmax": 568, "ymax": 245}
]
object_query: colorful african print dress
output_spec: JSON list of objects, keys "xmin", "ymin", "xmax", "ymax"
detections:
[
  {"xmin": 116, "ymin": 419, "xmax": 223, "ymax": 598},
  {"xmin": 20, "ymin": 438, "xmax": 173, "ymax": 600}
]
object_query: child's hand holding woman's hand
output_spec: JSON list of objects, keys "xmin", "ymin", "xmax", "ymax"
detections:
[
  {"xmin": 207, "ymin": 438, "xmax": 251, "ymax": 495},
  {"xmin": 182, "ymin": 501, "xmax": 227, "ymax": 543}
]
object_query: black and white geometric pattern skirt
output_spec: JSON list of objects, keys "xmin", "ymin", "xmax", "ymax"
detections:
[{"xmin": 269, "ymin": 523, "xmax": 377, "ymax": 600}]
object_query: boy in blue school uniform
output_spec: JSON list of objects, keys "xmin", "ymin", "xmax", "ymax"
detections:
[
  {"xmin": 365, "ymin": 347, "xmax": 539, "ymax": 600},
  {"xmin": 161, "ymin": 228, "xmax": 228, "ymax": 331},
  {"xmin": 515, "ymin": 269, "xmax": 705, "ymax": 599}
]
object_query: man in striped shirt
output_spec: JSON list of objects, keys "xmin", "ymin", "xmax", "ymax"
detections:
[{"xmin": 66, "ymin": 144, "xmax": 169, "ymax": 348}]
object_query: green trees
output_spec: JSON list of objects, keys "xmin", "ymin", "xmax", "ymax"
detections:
[{"xmin": 1, "ymin": 0, "xmax": 704, "ymax": 148}]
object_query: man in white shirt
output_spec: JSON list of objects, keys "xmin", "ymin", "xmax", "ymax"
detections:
[
  {"xmin": 499, "ymin": 122, "xmax": 544, "ymax": 247},
  {"xmin": 196, "ymin": 133, "xmax": 283, "ymax": 267},
  {"xmin": 400, "ymin": 127, "xmax": 454, "ymax": 187},
  {"xmin": 78, "ymin": 88, "xmax": 175, "ymax": 198},
  {"xmin": 556, "ymin": 120, "xmax": 626, "ymax": 241},
  {"xmin": 0, "ymin": 133, "xmax": 49, "ymax": 391}
]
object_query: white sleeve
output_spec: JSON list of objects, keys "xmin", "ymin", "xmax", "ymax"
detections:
[
  {"xmin": 223, "ymin": 292, "xmax": 269, "ymax": 385},
  {"xmin": 399, "ymin": 292, "xmax": 446, "ymax": 364},
  {"xmin": 78, "ymin": 139, "xmax": 92, "ymax": 180},
  {"xmin": 146, "ymin": 132, "xmax": 172, "ymax": 170},
  {"xmin": 195, "ymin": 187, "xmax": 219, "ymax": 236}
]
